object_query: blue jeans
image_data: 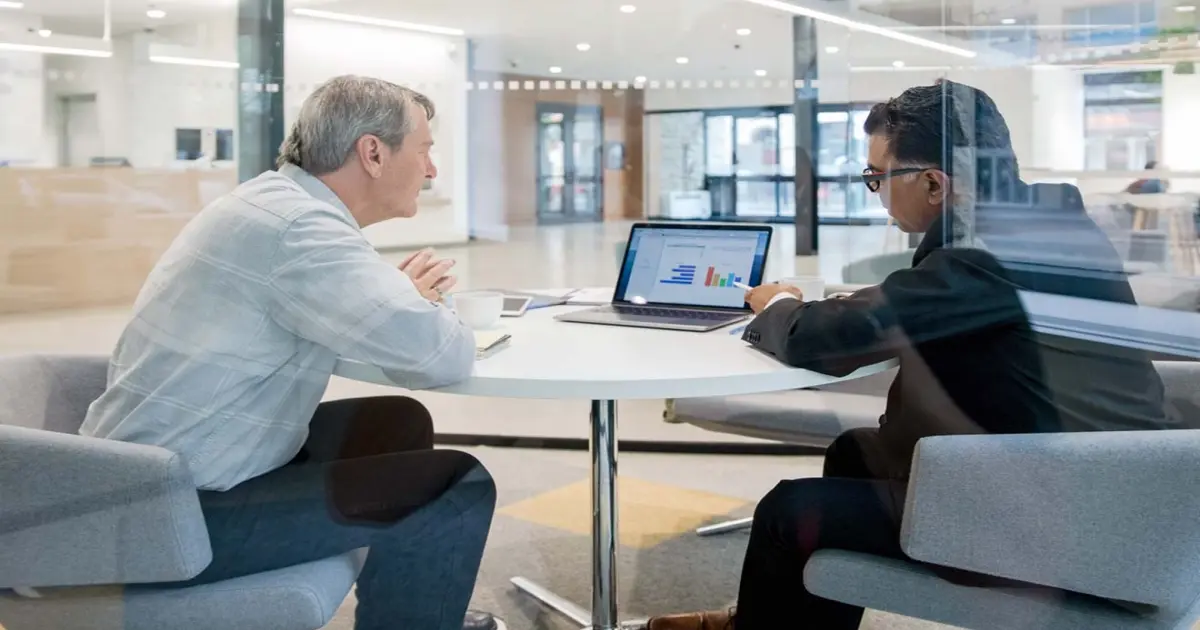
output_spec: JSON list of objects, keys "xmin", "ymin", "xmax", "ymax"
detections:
[{"xmin": 177, "ymin": 397, "xmax": 496, "ymax": 630}]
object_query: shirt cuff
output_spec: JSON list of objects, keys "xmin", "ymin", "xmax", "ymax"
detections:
[{"xmin": 766, "ymin": 293, "xmax": 799, "ymax": 309}]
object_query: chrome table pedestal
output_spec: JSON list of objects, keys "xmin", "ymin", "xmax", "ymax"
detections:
[{"xmin": 510, "ymin": 400, "xmax": 642, "ymax": 630}]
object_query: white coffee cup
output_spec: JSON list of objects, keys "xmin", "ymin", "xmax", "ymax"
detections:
[
  {"xmin": 776, "ymin": 276, "xmax": 826, "ymax": 302},
  {"xmin": 452, "ymin": 291, "xmax": 504, "ymax": 330}
]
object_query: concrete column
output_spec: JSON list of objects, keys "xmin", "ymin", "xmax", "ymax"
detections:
[{"xmin": 793, "ymin": 16, "xmax": 819, "ymax": 255}]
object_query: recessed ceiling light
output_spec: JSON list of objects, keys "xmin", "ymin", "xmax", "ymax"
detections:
[
  {"xmin": 755, "ymin": 69, "xmax": 767, "ymax": 76},
  {"xmin": 1001, "ymin": 17, "xmax": 1016, "ymax": 24},
  {"xmin": 37, "ymin": 28, "xmax": 51, "ymax": 37},
  {"xmin": 675, "ymin": 56, "xmax": 689, "ymax": 64},
  {"xmin": 549, "ymin": 66, "xmax": 563, "ymax": 74},
  {"xmin": 634, "ymin": 75, "xmax": 647, "ymax": 82},
  {"xmin": 1177, "ymin": 4, "xmax": 1197, "ymax": 11},
  {"xmin": 825, "ymin": 46, "xmax": 840, "ymax": 53},
  {"xmin": 892, "ymin": 60, "xmax": 905, "ymax": 68},
  {"xmin": 736, "ymin": 27, "xmax": 752, "ymax": 36},
  {"xmin": 576, "ymin": 42, "xmax": 591, "ymax": 51},
  {"xmin": 147, "ymin": 7, "xmax": 166, "ymax": 19},
  {"xmin": 620, "ymin": 4, "xmax": 637, "ymax": 13},
  {"xmin": 0, "ymin": 1, "xmax": 26, "ymax": 9}
]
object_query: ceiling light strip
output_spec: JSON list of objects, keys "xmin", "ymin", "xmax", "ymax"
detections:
[
  {"xmin": 292, "ymin": 8, "xmax": 465, "ymax": 36},
  {"xmin": 0, "ymin": 42, "xmax": 112, "ymax": 57},
  {"xmin": 150, "ymin": 55, "xmax": 239, "ymax": 69},
  {"xmin": 0, "ymin": 1, "xmax": 24, "ymax": 9},
  {"xmin": 739, "ymin": 0, "xmax": 977, "ymax": 58}
]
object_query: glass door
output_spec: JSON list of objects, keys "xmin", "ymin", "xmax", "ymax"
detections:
[
  {"xmin": 733, "ymin": 113, "xmax": 781, "ymax": 217},
  {"xmin": 537, "ymin": 103, "xmax": 603, "ymax": 223},
  {"xmin": 815, "ymin": 105, "xmax": 887, "ymax": 223}
]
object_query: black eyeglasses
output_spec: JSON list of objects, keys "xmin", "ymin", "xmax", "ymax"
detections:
[{"xmin": 861, "ymin": 167, "xmax": 928, "ymax": 192}]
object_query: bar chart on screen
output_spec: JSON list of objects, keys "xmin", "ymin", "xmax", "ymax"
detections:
[
  {"xmin": 660, "ymin": 264, "xmax": 698, "ymax": 285},
  {"xmin": 702, "ymin": 266, "xmax": 743, "ymax": 288}
]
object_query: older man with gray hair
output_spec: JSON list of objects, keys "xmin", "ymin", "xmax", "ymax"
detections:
[{"xmin": 81, "ymin": 75, "xmax": 503, "ymax": 630}]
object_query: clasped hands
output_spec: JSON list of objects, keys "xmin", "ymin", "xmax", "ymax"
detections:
[{"xmin": 399, "ymin": 248, "xmax": 457, "ymax": 303}]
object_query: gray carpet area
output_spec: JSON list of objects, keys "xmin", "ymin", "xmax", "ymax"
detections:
[{"xmin": 320, "ymin": 446, "xmax": 955, "ymax": 630}]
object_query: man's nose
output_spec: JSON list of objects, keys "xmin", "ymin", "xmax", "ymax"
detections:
[{"xmin": 427, "ymin": 160, "xmax": 438, "ymax": 179}]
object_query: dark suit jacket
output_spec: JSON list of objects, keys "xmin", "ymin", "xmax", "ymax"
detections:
[{"xmin": 744, "ymin": 182, "xmax": 1172, "ymax": 481}]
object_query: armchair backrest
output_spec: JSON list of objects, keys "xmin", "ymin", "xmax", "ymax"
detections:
[
  {"xmin": 0, "ymin": 354, "xmax": 212, "ymax": 587},
  {"xmin": 903, "ymin": 430, "xmax": 1200, "ymax": 624},
  {"xmin": 0, "ymin": 355, "xmax": 109, "ymax": 433}
]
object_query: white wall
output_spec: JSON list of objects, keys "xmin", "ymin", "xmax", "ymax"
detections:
[
  {"xmin": 1162, "ymin": 71, "xmax": 1200, "ymax": 172},
  {"xmin": 0, "ymin": 14, "xmax": 46, "ymax": 165},
  {"xmin": 40, "ymin": 16, "xmax": 470, "ymax": 249}
]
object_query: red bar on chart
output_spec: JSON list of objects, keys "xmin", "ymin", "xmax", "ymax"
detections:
[{"xmin": 705, "ymin": 266, "xmax": 715, "ymax": 287}]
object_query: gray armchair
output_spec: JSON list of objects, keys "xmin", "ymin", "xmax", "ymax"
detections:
[
  {"xmin": 806, "ymin": 429, "xmax": 1200, "ymax": 629},
  {"xmin": 0, "ymin": 355, "xmax": 363, "ymax": 630}
]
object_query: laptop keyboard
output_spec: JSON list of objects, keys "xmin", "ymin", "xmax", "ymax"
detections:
[{"xmin": 611, "ymin": 306, "xmax": 737, "ymax": 320}]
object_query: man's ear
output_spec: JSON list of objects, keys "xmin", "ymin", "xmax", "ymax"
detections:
[
  {"xmin": 356, "ymin": 135, "xmax": 385, "ymax": 179},
  {"xmin": 925, "ymin": 170, "xmax": 951, "ymax": 204}
]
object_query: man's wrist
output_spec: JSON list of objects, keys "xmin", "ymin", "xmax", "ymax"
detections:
[{"xmin": 766, "ymin": 293, "xmax": 799, "ymax": 308}]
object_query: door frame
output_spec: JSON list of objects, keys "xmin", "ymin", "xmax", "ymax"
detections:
[{"xmin": 535, "ymin": 102, "xmax": 604, "ymax": 224}]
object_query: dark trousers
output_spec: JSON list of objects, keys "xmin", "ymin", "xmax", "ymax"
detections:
[
  {"xmin": 176, "ymin": 396, "xmax": 496, "ymax": 630},
  {"xmin": 735, "ymin": 428, "xmax": 907, "ymax": 630}
]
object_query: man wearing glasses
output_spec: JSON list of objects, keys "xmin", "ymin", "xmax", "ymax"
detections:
[{"xmin": 647, "ymin": 81, "xmax": 1169, "ymax": 629}]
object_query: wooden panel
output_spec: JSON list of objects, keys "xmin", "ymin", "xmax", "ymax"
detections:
[
  {"xmin": 0, "ymin": 168, "xmax": 235, "ymax": 314},
  {"xmin": 469, "ymin": 74, "xmax": 646, "ymax": 227}
]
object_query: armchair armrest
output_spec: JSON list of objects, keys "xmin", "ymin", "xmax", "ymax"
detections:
[
  {"xmin": 0, "ymin": 426, "xmax": 212, "ymax": 588},
  {"xmin": 900, "ymin": 431, "xmax": 1200, "ymax": 610}
]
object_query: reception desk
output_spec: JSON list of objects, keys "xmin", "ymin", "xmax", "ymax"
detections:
[
  {"xmin": 0, "ymin": 167, "xmax": 466, "ymax": 315},
  {"xmin": 0, "ymin": 168, "xmax": 235, "ymax": 314}
]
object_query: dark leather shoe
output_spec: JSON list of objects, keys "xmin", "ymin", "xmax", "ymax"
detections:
[
  {"xmin": 646, "ymin": 610, "xmax": 734, "ymax": 630},
  {"xmin": 463, "ymin": 610, "xmax": 506, "ymax": 630}
]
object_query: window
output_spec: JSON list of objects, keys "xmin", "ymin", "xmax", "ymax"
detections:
[
  {"xmin": 216, "ymin": 129, "xmax": 235, "ymax": 161},
  {"xmin": 174, "ymin": 128, "xmax": 203, "ymax": 161},
  {"xmin": 1065, "ymin": 2, "xmax": 1157, "ymax": 48},
  {"xmin": 816, "ymin": 104, "xmax": 886, "ymax": 221},
  {"xmin": 1083, "ymin": 71, "xmax": 1162, "ymax": 170}
]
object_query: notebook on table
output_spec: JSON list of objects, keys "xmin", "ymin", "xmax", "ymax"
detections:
[{"xmin": 474, "ymin": 331, "xmax": 511, "ymax": 359}]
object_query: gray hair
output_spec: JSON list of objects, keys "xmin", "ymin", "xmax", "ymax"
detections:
[{"xmin": 277, "ymin": 75, "xmax": 435, "ymax": 175}]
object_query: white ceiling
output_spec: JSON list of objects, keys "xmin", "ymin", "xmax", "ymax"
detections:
[{"xmin": 12, "ymin": 0, "xmax": 1166, "ymax": 79}]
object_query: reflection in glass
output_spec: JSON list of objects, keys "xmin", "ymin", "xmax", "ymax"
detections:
[
  {"xmin": 706, "ymin": 115, "xmax": 734, "ymax": 176},
  {"xmin": 817, "ymin": 111, "xmax": 849, "ymax": 177},
  {"xmin": 779, "ymin": 113, "xmax": 796, "ymax": 176},
  {"xmin": 736, "ymin": 180, "xmax": 777, "ymax": 216},
  {"xmin": 735, "ymin": 115, "xmax": 779, "ymax": 176}
]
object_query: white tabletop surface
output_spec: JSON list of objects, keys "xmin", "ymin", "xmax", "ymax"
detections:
[{"xmin": 334, "ymin": 302, "xmax": 895, "ymax": 401}]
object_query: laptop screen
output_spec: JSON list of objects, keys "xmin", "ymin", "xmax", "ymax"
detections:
[{"xmin": 614, "ymin": 225, "xmax": 772, "ymax": 309}]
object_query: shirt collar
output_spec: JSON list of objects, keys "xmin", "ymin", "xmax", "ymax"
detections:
[{"xmin": 278, "ymin": 163, "xmax": 360, "ymax": 229}]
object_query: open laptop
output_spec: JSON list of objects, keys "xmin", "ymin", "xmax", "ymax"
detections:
[{"xmin": 556, "ymin": 223, "xmax": 773, "ymax": 332}]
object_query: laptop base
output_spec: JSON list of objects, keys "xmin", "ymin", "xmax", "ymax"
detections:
[{"xmin": 556, "ymin": 306, "xmax": 749, "ymax": 333}]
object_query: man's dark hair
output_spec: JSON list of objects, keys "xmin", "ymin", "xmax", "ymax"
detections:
[{"xmin": 863, "ymin": 79, "xmax": 1017, "ymax": 176}]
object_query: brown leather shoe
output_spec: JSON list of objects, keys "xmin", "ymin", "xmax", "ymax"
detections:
[{"xmin": 646, "ymin": 610, "xmax": 734, "ymax": 630}]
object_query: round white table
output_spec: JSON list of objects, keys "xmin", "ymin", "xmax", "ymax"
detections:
[{"xmin": 335, "ymin": 303, "xmax": 894, "ymax": 630}]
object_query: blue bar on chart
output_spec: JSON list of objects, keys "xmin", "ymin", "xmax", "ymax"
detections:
[{"xmin": 660, "ymin": 264, "xmax": 697, "ymax": 285}]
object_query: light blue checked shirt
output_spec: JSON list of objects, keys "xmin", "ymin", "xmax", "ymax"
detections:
[{"xmin": 81, "ymin": 164, "xmax": 475, "ymax": 491}]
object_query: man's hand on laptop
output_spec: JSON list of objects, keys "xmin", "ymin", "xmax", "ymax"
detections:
[
  {"xmin": 399, "ymin": 248, "xmax": 458, "ymax": 303},
  {"xmin": 745, "ymin": 283, "xmax": 803, "ymax": 314}
]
